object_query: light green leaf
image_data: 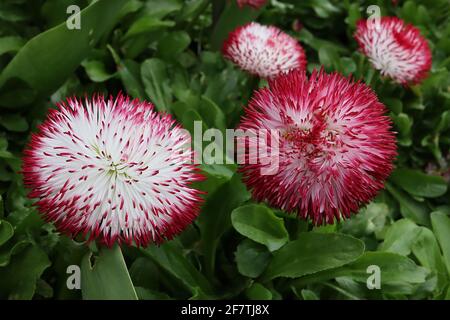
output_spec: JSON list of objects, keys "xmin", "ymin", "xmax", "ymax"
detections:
[
  {"xmin": 141, "ymin": 58, "xmax": 172, "ymax": 111},
  {"xmin": 81, "ymin": 245, "xmax": 138, "ymax": 300},
  {"xmin": 380, "ymin": 219, "xmax": 421, "ymax": 256}
]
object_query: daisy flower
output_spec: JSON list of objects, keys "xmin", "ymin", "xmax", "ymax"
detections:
[
  {"xmin": 354, "ymin": 16, "xmax": 431, "ymax": 85},
  {"xmin": 22, "ymin": 94, "xmax": 203, "ymax": 247},
  {"xmin": 223, "ymin": 22, "xmax": 307, "ymax": 78},
  {"xmin": 237, "ymin": 69, "xmax": 397, "ymax": 224}
]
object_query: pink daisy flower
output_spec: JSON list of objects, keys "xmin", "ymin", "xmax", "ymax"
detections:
[
  {"xmin": 238, "ymin": 69, "xmax": 397, "ymax": 225},
  {"xmin": 354, "ymin": 17, "xmax": 431, "ymax": 85},
  {"xmin": 22, "ymin": 94, "xmax": 204, "ymax": 247},
  {"xmin": 236, "ymin": 0, "xmax": 267, "ymax": 9},
  {"xmin": 223, "ymin": 22, "xmax": 307, "ymax": 78}
]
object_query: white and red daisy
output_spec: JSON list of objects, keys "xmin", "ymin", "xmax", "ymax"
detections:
[
  {"xmin": 236, "ymin": 0, "xmax": 266, "ymax": 9},
  {"xmin": 223, "ymin": 22, "xmax": 307, "ymax": 78},
  {"xmin": 238, "ymin": 69, "xmax": 397, "ymax": 225},
  {"xmin": 22, "ymin": 94, "xmax": 204, "ymax": 247},
  {"xmin": 354, "ymin": 16, "xmax": 431, "ymax": 85}
]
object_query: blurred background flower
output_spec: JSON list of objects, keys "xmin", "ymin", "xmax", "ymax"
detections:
[
  {"xmin": 354, "ymin": 17, "xmax": 432, "ymax": 85},
  {"xmin": 222, "ymin": 22, "xmax": 307, "ymax": 78}
]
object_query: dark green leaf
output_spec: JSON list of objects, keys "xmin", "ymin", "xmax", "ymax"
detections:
[
  {"xmin": 235, "ymin": 239, "xmax": 271, "ymax": 278},
  {"xmin": 0, "ymin": 244, "xmax": 50, "ymax": 299}
]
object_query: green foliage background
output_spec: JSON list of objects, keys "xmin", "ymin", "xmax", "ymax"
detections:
[{"xmin": 0, "ymin": 0, "xmax": 450, "ymax": 300}]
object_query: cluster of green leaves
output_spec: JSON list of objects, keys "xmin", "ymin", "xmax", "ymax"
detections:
[{"xmin": 0, "ymin": 0, "xmax": 449, "ymax": 300}]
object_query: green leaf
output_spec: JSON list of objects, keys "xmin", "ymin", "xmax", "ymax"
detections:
[
  {"xmin": 380, "ymin": 219, "xmax": 421, "ymax": 256},
  {"xmin": 386, "ymin": 182, "xmax": 430, "ymax": 226},
  {"xmin": 300, "ymin": 289, "xmax": 319, "ymax": 300},
  {"xmin": 82, "ymin": 60, "xmax": 115, "ymax": 83},
  {"xmin": 157, "ymin": 31, "xmax": 191, "ymax": 60},
  {"xmin": 412, "ymin": 227, "xmax": 448, "ymax": 293},
  {"xmin": 335, "ymin": 252, "xmax": 428, "ymax": 294},
  {"xmin": 129, "ymin": 257, "xmax": 160, "ymax": 290},
  {"xmin": 177, "ymin": 0, "xmax": 209, "ymax": 22},
  {"xmin": 390, "ymin": 168, "xmax": 447, "ymax": 198},
  {"xmin": 0, "ymin": 78, "xmax": 36, "ymax": 108},
  {"xmin": 198, "ymin": 174, "xmax": 250, "ymax": 277},
  {"xmin": 142, "ymin": 0, "xmax": 182, "ymax": 19},
  {"xmin": 0, "ymin": 114, "xmax": 28, "ymax": 132},
  {"xmin": 340, "ymin": 57, "xmax": 357, "ymax": 75},
  {"xmin": 293, "ymin": 252, "xmax": 429, "ymax": 295},
  {"xmin": 81, "ymin": 245, "xmax": 138, "ymax": 300},
  {"xmin": 391, "ymin": 113, "xmax": 413, "ymax": 146},
  {"xmin": 0, "ymin": 0, "xmax": 127, "ymax": 97},
  {"xmin": 231, "ymin": 204, "xmax": 289, "ymax": 252},
  {"xmin": 141, "ymin": 58, "xmax": 172, "ymax": 111},
  {"xmin": 0, "ymin": 36, "xmax": 25, "ymax": 56},
  {"xmin": 135, "ymin": 287, "xmax": 172, "ymax": 300},
  {"xmin": 235, "ymin": 239, "xmax": 271, "ymax": 278},
  {"xmin": 198, "ymin": 96, "xmax": 226, "ymax": 132},
  {"xmin": 431, "ymin": 212, "xmax": 450, "ymax": 276},
  {"xmin": 124, "ymin": 17, "xmax": 175, "ymax": 39},
  {"xmin": 245, "ymin": 283, "xmax": 272, "ymax": 300},
  {"xmin": 0, "ymin": 244, "xmax": 51, "ymax": 299},
  {"xmin": 0, "ymin": 239, "xmax": 29, "ymax": 267},
  {"xmin": 318, "ymin": 46, "xmax": 340, "ymax": 70},
  {"xmin": 339, "ymin": 202, "xmax": 389, "ymax": 237},
  {"xmin": 345, "ymin": 3, "xmax": 361, "ymax": 28},
  {"xmin": 142, "ymin": 241, "xmax": 214, "ymax": 297},
  {"xmin": 383, "ymin": 98, "xmax": 403, "ymax": 114},
  {"xmin": 0, "ymin": 220, "xmax": 13, "ymax": 246},
  {"xmin": 262, "ymin": 233, "xmax": 364, "ymax": 280},
  {"xmin": 108, "ymin": 46, "xmax": 146, "ymax": 100}
]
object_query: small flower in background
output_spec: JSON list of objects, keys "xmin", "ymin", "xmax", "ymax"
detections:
[
  {"xmin": 292, "ymin": 19, "xmax": 303, "ymax": 32},
  {"xmin": 354, "ymin": 16, "xmax": 432, "ymax": 85},
  {"xmin": 236, "ymin": 0, "xmax": 267, "ymax": 9},
  {"xmin": 238, "ymin": 69, "xmax": 397, "ymax": 225},
  {"xmin": 223, "ymin": 22, "xmax": 307, "ymax": 78},
  {"xmin": 22, "ymin": 94, "xmax": 204, "ymax": 247}
]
